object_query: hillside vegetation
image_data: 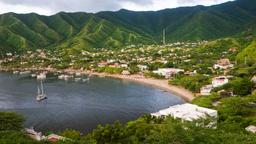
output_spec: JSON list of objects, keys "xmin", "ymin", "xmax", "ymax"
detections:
[
  {"xmin": 237, "ymin": 39, "xmax": 256, "ymax": 66},
  {"xmin": 0, "ymin": 0, "xmax": 256, "ymax": 55}
]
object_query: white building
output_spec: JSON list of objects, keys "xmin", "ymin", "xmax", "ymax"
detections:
[
  {"xmin": 137, "ymin": 65, "xmax": 148, "ymax": 71},
  {"xmin": 25, "ymin": 128, "xmax": 71, "ymax": 142},
  {"xmin": 245, "ymin": 125, "xmax": 256, "ymax": 133},
  {"xmin": 25, "ymin": 128, "xmax": 45, "ymax": 141},
  {"xmin": 212, "ymin": 76, "xmax": 229, "ymax": 88},
  {"xmin": 200, "ymin": 85, "xmax": 213, "ymax": 95},
  {"xmin": 120, "ymin": 64, "xmax": 128, "ymax": 68},
  {"xmin": 153, "ymin": 68, "xmax": 184, "ymax": 78},
  {"xmin": 151, "ymin": 103, "xmax": 217, "ymax": 128},
  {"xmin": 213, "ymin": 59, "xmax": 234, "ymax": 70},
  {"xmin": 251, "ymin": 76, "xmax": 256, "ymax": 84},
  {"xmin": 107, "ymin": 59, "xmax": 116, "ymax": 64},
  {"xmin": 6, "ymin": 53, "xmax": 13, "ymax": 56}
]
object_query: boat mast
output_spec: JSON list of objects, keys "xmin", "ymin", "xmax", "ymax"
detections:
[
  {"xmin": 41, "ymin": 80, "xmax": 44, "ymax": 95},
  {"xmin": 37, "ymin": 85, "xmax": 40, "ymax": 95}
]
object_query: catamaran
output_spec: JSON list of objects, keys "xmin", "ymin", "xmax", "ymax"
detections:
[{"xmin": 36, "ymin": 80, "xmax": 47, "ymax": 101}]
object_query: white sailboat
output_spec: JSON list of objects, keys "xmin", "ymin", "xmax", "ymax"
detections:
[{"xmin": 36, "ymin": 80, "xmax": 47, "ymax": 101}]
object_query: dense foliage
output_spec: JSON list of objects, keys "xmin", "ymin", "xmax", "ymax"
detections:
[
  {"xmin": 237, "ymin": 40, "xmax": 256, "ymax": 66},
  {"xmin": 169, "ymin": 74, "xmax": 211, "ymax": 93},
  {"xmin": 0, "ymin": 112, "xmax": 24, "ymax": 131},
  {"xmin": 214, "ymin": 77, "xmax": 254, "ymax": 96},
  {"xmin": 0, "ymin": 112, "xmax": 38, "ymax": 144},
  {"xmin": 193, "ymin": 94, "xmax": 256, "ymax": 133}
]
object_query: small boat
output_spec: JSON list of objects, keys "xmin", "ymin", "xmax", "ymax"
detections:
[
  {"xmin": 13, "ymin": 71, "xmax": 19, "ymax": 74},
  {"xmin": 74, "ymin": 78, "xmax": 81, "ymax": 82},
  {"xmin": 64, "ymin": 75, "xmax": 73, "ymax": 81},
  {"xmin": 20, "ymin": 71, "xmax": 31, "ymax": 75},
  {"xmin": 36, "ymin": 80, "xmax": 47, "ymax": 101},
  {"xmin": 31, "ymin": 74, "xmax": 37, "ymax": 78},
  {"xmin": 75, "ymin": 72, "xmax": 82, "ymax": 77},
  {"xmin": 82, "ymin": 78, "xmax": 90, "ymax": 82},
  {"xmin": 37, "ymin": 73, "xmax": 46, "ymax": 80},
  {"xmin": 58, "ymin": 75, "xmax": 65, "ymax": 80}
]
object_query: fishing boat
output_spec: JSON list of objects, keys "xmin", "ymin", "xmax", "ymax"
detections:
[{"xmin": 36, "ymin": 80, "xmax": 47, "ymax": 101}]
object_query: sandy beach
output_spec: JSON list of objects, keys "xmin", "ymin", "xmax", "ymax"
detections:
[
  {"xmin": 0, "ymin": 67, "xmax": 195, "ymax": 102},
  {"xmin": 89, "ymin": 72, "xmax": 195, "ymax": 102}
]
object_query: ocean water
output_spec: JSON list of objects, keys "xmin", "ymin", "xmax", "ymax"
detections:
[{"xmin": 0, "ymin": 72, "xmax": 184, "ymax": 133}]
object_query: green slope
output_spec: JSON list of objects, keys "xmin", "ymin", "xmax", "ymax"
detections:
[
  {"xmin": 237, "ymin": 39, "xmax": 256, "ymax": 66},
  {"xmin": 58, "ymin": 16, "xmax": 153, "ymax": 50},
  {"xmin": 0, "ymin": 0, "xmax": 256, "ymax": 54},
  {"xmin": 97, "ymin": 0, "xmax": 256, "ymax": 42}
]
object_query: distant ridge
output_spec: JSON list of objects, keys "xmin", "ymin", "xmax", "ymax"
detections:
[{"xmin": 0, "ymin": 0, "xmax": 255, "ymax": 55}]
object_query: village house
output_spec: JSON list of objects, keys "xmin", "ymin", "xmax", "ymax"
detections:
[
  {"xmin": 6, "ymin": 53, "xmax": 13, "ymax": 56},
  {"xmin": 38, "ymin": 51, "xmax": 47, "ymax": 59},
  {"xmin": 25, "ymin": 128, "xmax": 44, "ymax": 141},
  {"xmin": 46, "ymin": 134, "xmax": 71, "ymax": 142},
  {"xmin": 200, "ymin": 85, "xmax": 213, "ymax": 95},
  {"xmin": 245, "ymin": 125, "xmax": 256, "ymax": 133},
  {"xmin": 251, "ymin": 76, "xmax": 256, "ymax": 84},
  {"xmin": 25, "ymin": 128, "xmax": 71, "ymax": 142},
  {"xmin": 107, "ymin": 59, "xmax": 116, "ymax": 64},
  {"xmin": 109, "ymin": 63, "xmax": 120, "ymax": 68},
  {"xmin": 120, "ymin": 64, "xmax": 128, "ymax": 68},
  {"xmin": 151, "ymin": 103, "xmax": 218, "ymax": 128},
  {"xmin": 27, "ymin": 51, "xmax": 32, "ymax": 54},
  {"xmin": 153, "ymin": 68, "xmax": 184, "ymax": 78},
  {"xmin": 213, "ymin": 58, "xmax": 234, "ymax": 70},
  {"xmin": 122, "ymin": 70, "xmax": 130, "ymax": 75},
  {"xmin": 185, "ymin": 71, "xmax": 196, "ymax": 76},
  {"xmin": 137, "ymin": 65, "xmax": 148, "ymax": 71},
  {"xmin": 218, "ymin": 90, "xmax": 234, "ymax": 98},
  {"xmin": 98, "ymin": 61, "xmax": 108, "ymax": 67},
  {"xmin": 228, "ymin": 47, "xmax": 238, "ymax": 53},
  {"xmin": 212, "ymin": 76, "xmax": 229, "ymax": 88}
]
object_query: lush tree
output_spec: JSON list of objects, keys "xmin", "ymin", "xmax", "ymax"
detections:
[
  {"xmin": 0, "ymin": 131, "xmax": 39, "ymax": 144},
  {"xmin": 169, "ymin": 74, "xmax": 210, "ymax": 92},
  {"xmin": 215, "ymin": 77, "xmax": 254, "ymax": 96},
  {"xmin": 0, "ymin": 112, "xmax": 24, "ymax": 131},
  {"xmin": 60, "ymin": 129, "xmax": 81, "ymax": 140}
]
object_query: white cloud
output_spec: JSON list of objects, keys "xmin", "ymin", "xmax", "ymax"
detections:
[
  {"xmin": 121, "ymin": 0, "xmax": 178, "ymax": 11},
  {"xmin": 122, "ymin": 0, "xmax": 234, "ymax": 11},
  {"xmin": 0, "ymin": 1, "xmax": 53, "ymax": 15},
  {"xmin": 176, "ymin": 0, "xmax": 233, "ymax": 6},
  {"xmin": 0, "ymin": 0, "xmax": 233, "ymax": 15}
]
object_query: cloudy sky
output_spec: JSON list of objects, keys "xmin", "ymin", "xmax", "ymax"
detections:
[{"xmin": 0, "ymin": 0, "xmax": 233, "ymax": 15}]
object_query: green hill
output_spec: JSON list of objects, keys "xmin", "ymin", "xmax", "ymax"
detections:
[
  {"xmin": 237, "ymin": 39, "xmax": 256, "ymax": 66},
  {"xmin": 0, "ymin": 0, "xmax": 255, "ymax": 55}
]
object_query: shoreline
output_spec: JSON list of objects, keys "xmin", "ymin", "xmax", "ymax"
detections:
[
  {"xmin": 90, "ymin": 73, "xmax": 194, "ymax": 102},
  {"xmin": 0, "ymin": 67, "xmax": 195, "ymax": 102}
]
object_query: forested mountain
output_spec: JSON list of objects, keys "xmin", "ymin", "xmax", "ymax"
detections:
[{"xmin": 0, "ymin": 0, "xmax": 255, "ymax": 54}]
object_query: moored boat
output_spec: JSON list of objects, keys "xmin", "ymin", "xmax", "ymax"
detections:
[{"xmin": 36, "ymin": 80, "xmax": 47, "ymax": 101}]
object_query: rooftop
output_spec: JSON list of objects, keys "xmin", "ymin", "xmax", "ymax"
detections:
[{"xmin": 151, "ymin": 103, "xmax": 217, "ymax": 121}]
